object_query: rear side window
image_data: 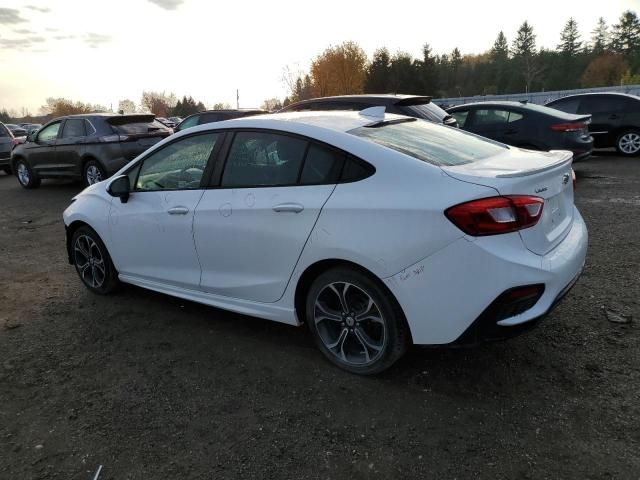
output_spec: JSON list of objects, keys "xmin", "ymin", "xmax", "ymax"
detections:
[
  {"xmin": 199, "ymin": 113, "xmax": 223, "ymax": 124},
  {"xmin": 473, "ymin": 109, "xmax": 510, "ymax": 126},
  {"xmin": 349, "ymin": 119, "xmax": 507, "ymax": 166},
  {"xmin": 451, "ymin": 110, "xmax": 470, "ymax": 127},
  {"xmin": 221, "ymin": 132, "xmax": 307, "ymax": 187},
  {"xmin": 62, "ymin": 119, "xmax": 86, "ymax": 138},
  {"xmin": 299, "ymin": 144, "xmax": 344, "ymax": 184},
  {"xmin": 113, "ymin": 120, "xmax": 167, "ymax": 135},
  {"xmin": 341, "ymin": 157, "xmax": 375, "ymax": 182},
  {"xmin": 178, "ymin": 115, "xmax": 199, "ymax": 130},
  {"xmin": 549, "ymin": 98, "xmax": 579, "ymax": 114},
  {"xmin": 578, "ymin": 96, "xmax": 627, "ymax": 114}
]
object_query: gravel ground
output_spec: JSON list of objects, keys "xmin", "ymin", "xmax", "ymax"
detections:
[{"xmin": 0, "ymin": 152, "xmax": 638, "ymax": 480}]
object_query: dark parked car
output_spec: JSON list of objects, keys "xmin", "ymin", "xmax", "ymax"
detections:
[
  {"xmin": 11, "ymin": 113, "xmax": 171, "ymax": 189},
  {"xmin": 280, "ymin": 94, "xmax": 458, "ymax": 127},
  {"xmin": 4, "ymin": 124, "xmax": 27, "ymax": 137},
  {"xmin": 0, "ymin": 122, "xmax": 19, "ymax": 174},
  {"xmin": 174, "ymin": 109, "xmax": 266, "ymax": 133},
  {"xmin": 545, "ymin": 92, "xmax": 640, "ymax": 156},
  {"xmin": 446, "ymin": 101, "xmax": 593, "ymax": 160}
]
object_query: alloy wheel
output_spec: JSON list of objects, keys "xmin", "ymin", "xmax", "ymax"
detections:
[
  {"xmin": 74, "ymin": 234, "xmax": 106, "ymax": 288},
  {"xmin": 619, "ymin": 132, "xmax": 640, "ymax": 154},
  {"xmin": 86, "ymin": 165, "xmax": 103, "ymax": 185},
  {"xmin": 314, "ymin": 282, "xmax": 387, "ymax": 366},
  {"xmin": 17, "ymin": 163, "xmax": 30, "ymax": 186}
]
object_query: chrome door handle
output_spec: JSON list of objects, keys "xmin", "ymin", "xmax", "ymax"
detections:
[
  {"xmin": 167, "ymin": 206, "xmax": 189, "ymax": 215},
  {"xmin": 272, "ymin": 203, "xmax": 304, "ymax": 213}
]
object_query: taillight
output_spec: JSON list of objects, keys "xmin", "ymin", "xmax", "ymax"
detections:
[
  {"xmin": 99, "ymin": 134, "xmax": 130, "ymax": 142},
  {"xmin": 445, "ymin": 195, "xmax": 544, "ymax": 236},
  {"xmin": 550, "ymin": 122, "xmax": 586, "ymax": 132},
  {"xmin": 10, "ymin": 138, "xmax": 19, "ymax": 150},
  {"xmin": 571, "ymin": 169, "xmax": 576, "ymax": 190}
]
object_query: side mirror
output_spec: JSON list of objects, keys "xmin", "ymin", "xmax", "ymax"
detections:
[{"xmin": 107, "ymin": 175, "xmax": 131, "ymax": 203}]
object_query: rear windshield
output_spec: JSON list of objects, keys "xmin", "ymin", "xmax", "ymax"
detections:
[
  {"xmin": 113, "ymin": 120, "xmax": 168, "ymax": 135},
  {"xmin": 349, "ymin": 119, "xmax": 507, "ymax": 166},
  {"xmin": 399, "ymin": 103, "xmax": 446, "ymax": 123}
]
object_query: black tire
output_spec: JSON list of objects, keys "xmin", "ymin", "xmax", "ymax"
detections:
[
  {"xmin": 71, "ymin": 226, "xmax": 120, "ymax": 294},
  {"xmin": 2, "ymin": 166, "xmax": 11, "ymax": 175},
  {"xmin": 83, "ymin": 160, "xmax": 107, "ymax": 186},
  {"xmin": 305, "ymin": 267, "xmax": 409, "ymax": 375},
  {"xmin": 615, "ymin": 130, "xmax": 640, "ymax": 157},
  {"xmin": 14, "ymin": 158, "xmax": 41, "ymax": 189}
]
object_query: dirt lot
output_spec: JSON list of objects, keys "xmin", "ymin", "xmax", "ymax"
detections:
[{"xmin": 0, "ymin": 152, "xmax": 638, "ymax": 480}]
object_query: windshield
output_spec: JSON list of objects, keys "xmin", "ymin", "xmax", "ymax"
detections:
[{"xmin": 349, "ymin": 119, "xmax": 507, "ymax": 166}]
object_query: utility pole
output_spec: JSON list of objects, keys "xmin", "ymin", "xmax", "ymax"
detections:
[{"xmin": 236, "ymin": 89, "xmax": 239, "ymax": 109}]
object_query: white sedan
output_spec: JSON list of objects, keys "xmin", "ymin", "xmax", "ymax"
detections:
[{"xmin": 63, "ymin": 108, "xmax": 588, "ymax": 374}]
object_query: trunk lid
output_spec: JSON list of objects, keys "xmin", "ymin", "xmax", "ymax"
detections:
[{"xmin": 443, "ymin": 148, "xmax": 575, "ymax": 255}]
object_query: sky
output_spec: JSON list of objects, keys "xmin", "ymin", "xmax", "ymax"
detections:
[{"xmin": 0, "ymin": 0, "xmax": 638, "ymax": 114}]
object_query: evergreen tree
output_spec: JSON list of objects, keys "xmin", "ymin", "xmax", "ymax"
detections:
[
  {"xmin": 512, "ymin": 21, "xmax": 540, "ymax": 92},
  {"xmin": 610, "ymin": 10, "xmax": 640, "ymax": 55},
  {"xmin": 558, "ymin": 18, "xmax": 582, "ymax": 55},
  {"xmin": 590, "ymin": 17, "xmax": 609, "ymax": 54},
  {"xmin": 365, "ymin": 47, "xmax": 392, "ymax": 93},
  {"xmin": 421, "ymin": 43, "xmax": 439, "ymax": 94},
  {"xmin": 491, "ymin": 31, "xmax": 509, "ymax": 60}
]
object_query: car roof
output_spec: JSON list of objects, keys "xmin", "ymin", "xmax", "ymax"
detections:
[
  {"xmin": 181, "ymin": 110, "xmax": 410, "ymax": 136},
  {"xmin": 547, "ymin": 92, "xmax": 640, "ymax": 102}
]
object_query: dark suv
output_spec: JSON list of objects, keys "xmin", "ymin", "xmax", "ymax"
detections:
[
  {"xmin": 11, "ymin": 114, "xmax": 171, "ymax": 188},
  {"xmin": 174, "ymin": 109, "xmax": 266, "ymax": 133},
  {"xmin": 545, "ymin": 93, "xmax": 640, "ymax": 156},
  {"xmin": 1, "ymin": 122, "xmax": 18, "ymax": 174},
  {"xmin": 280, "ymin": 94, "xmax": 458, "ymax": 127}
]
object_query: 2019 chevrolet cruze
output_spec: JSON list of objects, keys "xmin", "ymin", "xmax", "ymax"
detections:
[{"xmin": 63, "ymin": 109, "xmax": 588, "ymax": 374}]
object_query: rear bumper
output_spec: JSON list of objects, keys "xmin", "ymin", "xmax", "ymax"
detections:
[{"xmin": 384, "ymin": 207, "xmax": 588, "ymax": 345}]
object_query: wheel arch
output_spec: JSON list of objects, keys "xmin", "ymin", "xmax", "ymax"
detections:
[{"xmin": 293, "ymin": 258, "xmax": 412, "ymax": 342}]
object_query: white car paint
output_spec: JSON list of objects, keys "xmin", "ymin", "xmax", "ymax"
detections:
[{"xmin": 63, "ymin": 110, "xmax": 588, "ymax": 346}]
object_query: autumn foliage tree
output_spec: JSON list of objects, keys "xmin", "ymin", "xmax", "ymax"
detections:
[
  {"xmin": 581, "ymin": 53, "xmax": 628, "ymax": 87},
  {"xmin": 140, "ymin": 91, "xmax": 177, "ymax": 117},
  {"xmin": 310, "ymin": 41, "xmax": 367, "ymax": 97},
  {"xmin": 40, "ymin": 98, "xmax": 107, "ymax": 117}
]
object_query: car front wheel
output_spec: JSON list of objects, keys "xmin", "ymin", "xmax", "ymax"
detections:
[
  {"xmin": 14, "ymin": 159, "xmax": 41, "ymax": 189},
  {"xmin": 616, "ymin": 130, "xmax": 640, "ymax": 156},
  {"xmin": 84, "ymin": 160, "xmax": 107, "ymax": 186},
  {"xmin": 306, "ymin": 267, "xmax": 409, "ymax": 375},
  {"xmin": 71, "ymin": 226, "xmax": 120, "ymax": 294}
]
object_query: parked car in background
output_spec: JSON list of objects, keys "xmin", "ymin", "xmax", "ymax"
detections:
[
  {"xmin": 0, "ymin": 122, "xmax": 21, "ymax": 174},
  {"xmin": 173, "ymin": 109, "xmax": 266, "ymax": 133},
  {"xmin": 280, "ymin": 94, "xmax": 458, "ymax": 128},
  {"xmin": 11, "ymin": 113, "xmax": 171, "ymax": 188},
  {"xmin": 168, "ymin": 116, "xmax": 182, "ymax": 125},
  {"xmin": 63, "ymin": 109, "xmax": 587, "ymax": 374},
  {"xmin": 447, "ymin": 101, "xmax": 593, "ymax": 160},
  {"xmin": 545, "ymin": 93, "xmax": 640, "ymax": 156},
  {"xmin": 22, "ymin": 123, "xmax": 42, "ymax": 135},
  {"xmin": 4, "ymin": 124, "xmax": 28, "ymax": 137}
]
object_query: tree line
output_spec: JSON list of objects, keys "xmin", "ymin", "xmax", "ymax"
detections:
[{"xmin": 284, "ymin": 10, "xmax": 640, "ymax": 105}]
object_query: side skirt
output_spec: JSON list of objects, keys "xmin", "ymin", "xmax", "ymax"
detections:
[{"xmin": 119, "ymin": 274, "xmax": 299, "ymax": 326}]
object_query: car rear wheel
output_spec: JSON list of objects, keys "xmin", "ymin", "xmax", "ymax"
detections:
[
  {"xmin": 306, "ymin": 267, "xmax": 409, "ymax": 375},
  {"xmin": 71, "ymin": 226, "xmax": 120, "ymax": 294},
  {"xmin": 616, "ymin": 130, "xmax": 640, "ymax": 156},
  {"xmin": 14, "ymin": 159, "xmax": 40, "ymax": 189},
  {"xmin": 84, "ymin": 160, "xmax": 106, "ymax": 186}
]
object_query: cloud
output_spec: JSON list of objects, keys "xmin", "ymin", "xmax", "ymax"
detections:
[
  {"xmin": 85, "ymin": 32, "xmax": 111, "ymax": 48},
  {"xmin": 45, "ymin": 27, "xmax": 58, "ymax": 32},
  {"xmin": 147, "ymin": 0, "xmax": 184, "ymax": 10},
  {"xmin": 25, "ymin": 5, "xmax": 51, "ymax": 13},
  {"xmin": 13, "ymin": 28, "xmax": 33, "ymax": 34},
  {"xmin": 0, "ymin": 8, "xmax": 27, "ymax": 24},
  {"xmin": 0, "ymin": 35, "xmax": 46, "ymax": 50},
  {"xmin": 54, "ymin": 34, "xmax": 76, "ymax": 40}
]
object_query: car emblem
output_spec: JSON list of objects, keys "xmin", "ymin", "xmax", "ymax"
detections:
[
  {"xmin": 535, "ymin": 187, "xmax": 548, "ymax": 194},
  {"xmin": 562, "ymin": 173, "xmax": 570, "ymax": 185}
]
